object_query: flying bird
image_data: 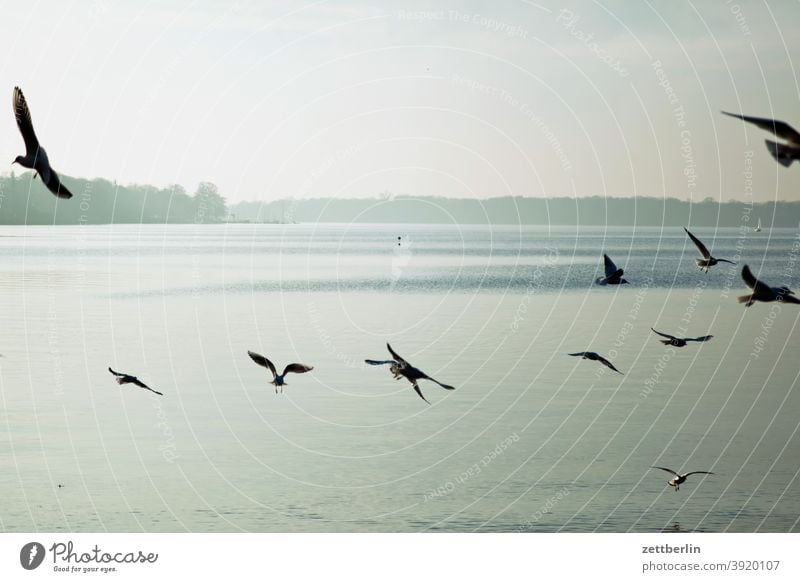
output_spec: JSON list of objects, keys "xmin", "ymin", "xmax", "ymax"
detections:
[
  {"xmin": 108, "ymin": 367, "xmax": 162, "ymax": 396},
  {"xmin": 595, "ymin": 254, "xmax": 628, "ymax": 285},
  {"xmin": 365, "ymin": 343, "xmax": 455, "ymax": 404},
  {"xmin": 650, "ymin": 328, "xmax": 713, "ymax": 347},
  {"xmin": 568, "ymin": 352, "xmax": 623, "ymax": 374},
  {"xmin": 738, "ymin": 264, "xmax": 800, "ymax": 307},
  {"xmin": 650, "ymin": 466, "xmax": 714, "ymax": 492},
  {"xmin": 12, "ymin": 87, "xmax": 73, "ymax": 199},
  {"xmin": 247, "ymin": 351, "xmax": 313, "ymax": 393},
  {"xmin": 683, "ymin": 227, "xmax": 735, "ymax": 273},
  {"xmin": 722, "ymin": 111, "xmax": 800, "ymax": 167}
]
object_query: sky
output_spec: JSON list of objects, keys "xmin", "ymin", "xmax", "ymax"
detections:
[{"xmin": 0, "ymin": 0, "xmax": 798, "ymax": 203}]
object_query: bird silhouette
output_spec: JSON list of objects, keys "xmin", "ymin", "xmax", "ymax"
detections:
[
  {"xmin": 650, "ymin": 328, "xmax": 713, "ymax": 347},
  {"xmin": 568, "ymin": 352, "xmax": 623, "ymax": 374},
  {"xmin": 684, "ymin": 227, "xmax": 735, "ymax": 273},
  {"xmin": 365, "ymin": 343, "xmax": 454, "ymax": 404},
  {"xmin": 12, "ymin": 87, "xmax": 73, "ymax": 198},
  {"xmin": 108, "ymin": 367, "xmax": 162, "ymax": 396},
  {"xmin": 247, "ymin": 351, "xmax": 313, "ymax": 393},
  {"xmin": 651, "ymin": 466, "xmax": 714, "ymax": 491},
  {"xmin": 738, "ymin": 265, "xmax": 800, "ymax": 307},
  {"xmin": 595, "ymin": 254, "xmax": 628, "ymax": 285},
  {"xmin": 722, "ymin": 111, "xmax": 800, "ymax": 167}
]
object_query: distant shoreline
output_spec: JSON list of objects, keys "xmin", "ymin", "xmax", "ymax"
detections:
[
  {"xmin": 227, "ymin": 195, "xmax": 798, "ymax": 228},
  {"xmin": 1, "ymin": 169, "xmax": 797, "ymax": 227}
]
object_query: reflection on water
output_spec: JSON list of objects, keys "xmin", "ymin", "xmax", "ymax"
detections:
[{"xmin": 0, "ymin": 224, "xmax": 798, "ymax": 532}]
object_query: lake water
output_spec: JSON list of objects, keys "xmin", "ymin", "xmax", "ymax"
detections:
[{"xmin": 1, "ymin": 224, "xmax": 799, "ymax": 532}]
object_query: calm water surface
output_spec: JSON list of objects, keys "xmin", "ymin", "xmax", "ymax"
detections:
[{"xmin": 1, "ymin": 224, "xmax": 799, "ymax": 532}]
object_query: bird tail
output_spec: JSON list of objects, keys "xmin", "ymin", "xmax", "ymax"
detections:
[
  {"xmin": 737, "ymin": 294, "xmax": 754, "ymax": 306},
  {"xmin": 659, "ymin": 340, "xmax": 671, "ymax": 345},
  {"xmin": 765, "ymin": 139, "xmax": 795, "ymax": 167}
]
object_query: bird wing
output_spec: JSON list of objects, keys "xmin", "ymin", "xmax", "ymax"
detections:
[
  {"xmin": 44, "ymin": 168, "xmax": 73, "ymax": 199},
  {"xmin": 146, "ymin": 387, "xmax": 164, "ymax": 396},
  {"xmin": 741, "ymin": 265, "xmax": 772, "ymax": 295},
  {"xmin": 683, "ymin": 227, "xmax": 710, "ymax": 259},
  {"xmin": 386, "ymin": 343, "xmax": 408, "ymax": 366},
  {"xmin": 13, "ymin": 86, "xmax": 39, "ymax": 155},
  {"xmin": 248, "ymin": 351, "xmax": 277, "ymax": 379},
  {"xmin": 365, "ymin": 359, "xmax": 397, "ymax": 366},
  {"xmin": 650, "ymin": 328, "xmax": 676, "ymax": 341},
  {"xmin": 568, "ymin": 352, "xmax": 588, "ymax": 357},
  {"xmin": 599, "ymin": 356, "xmax": 623, "ymax": 374},
  {"xmin": 603, "ymin": 254, "xmax": 619, "ymax": 278},
  {"xmin": 686, "ymin": 335, "xmax": 713, "ymax": 343},
  {"xmin": 131, "ymin": 378, "xmax": 152, "ymax": 390},
  {"xmin": 412, "ymin": 383, "xmax": 431, "ymax": 405},
  {"xmin": 651, "ymin": 466, "xmax": 680, "ymax": 477},
  {"xmin": 108, "ymin": 367, "xmax": 124, "ymax": 377},
  {"xmin": 683, "ymin": 471, "xmax": 714, "ymax": 478},
  {"xmin": 722, "ymin": 111, "xmax": 800, "ymax": 145},
  {"xmin": 282, "ymin": 363, "xmax": 313, "ymax": 376}
]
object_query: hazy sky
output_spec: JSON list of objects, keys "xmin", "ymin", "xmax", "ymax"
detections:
[{"xmin": 0, "ymin": 0, "xmax": 798, "ymax": 203}]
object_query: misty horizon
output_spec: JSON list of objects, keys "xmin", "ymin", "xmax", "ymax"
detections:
[
  {"xmin": 1, "ymin": 2, "xmax": 799, "ymax": 206},
  {"xmin": 1, "ymin": 169, "xmax": 794, "ymax": 227}
]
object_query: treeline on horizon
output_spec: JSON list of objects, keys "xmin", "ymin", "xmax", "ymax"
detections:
[
  {"xmin": 231, "ymin": 195, "xmax": 799, "ymax": 227},
  {"xmin": 2, "ymin": 171, "xmax": 798, "ymax": 227},
  {"xmin": 0, "ymin": 173, "xmax": 226, "ymax": 224}
]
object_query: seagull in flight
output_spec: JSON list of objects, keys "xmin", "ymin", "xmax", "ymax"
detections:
[
  {"xmin": 595, "ymin": 254, "xmax": 628, "ymax": 285},
  {"xmin": 651, "ymin": 466, "xmax": 714, "ymax": 491},
  {"xmin": 568, "ymin": 352, "xmax": 623, "ymax": 374},
  {"xmin": 247, "ymin": 351, "xmax": 313, "ymax": 393},
  {"xmin": 738, "ymin": 264, "xmax": 800, "ymax": 307},
  {"xmin": 722, "ymin": 111, "xmax": 800, "ymax": 167},
  {"xmin": 650, "ymin": 328, "xmax": 713, "ymax": 347},
  {"xmin": 108, "ymin": 367, "xmax": 162, "ymax": 396},
  {"xmin": 12, "ymin": 87, "xmax": 73, "ymax": 199},
  {"xmin": 684, "ymin": 227, "xmax": 735, "ymax": 273},
  {"xmin": 365, "ymin": 343, "xmax": 455, "ymax": 404}
]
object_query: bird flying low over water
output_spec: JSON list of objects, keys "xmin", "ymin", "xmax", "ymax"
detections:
[
  {"xmin": 108, "ymin": 367, "xmax": 162, "ymax": 396},
  {"xmin": 651, "ymin": 466, "xmax": 714, "ymax": 491},
  {"xmin": 247, "ymin": 351, "xmax": 313, "ymax": 393},
  {"xmin": 650, "ymin": 328, "xmax": 713, "ymax": 347},
  {"xmin": 722, "ymin": 111, "xmax": 800, "ymax": 167},
  {"xmin": 365, "ymin": 343, "xmax": 455, "ymax": 405},
  {"xmin": 12, "ymin": 87, "xmax": 73, "ymax": 199},
  {"xmin": 568, "ymin": 352, "xmax": 623, "ymax": 374},
  {"xmin": 683, "ymin": 227, "xmax": 735, "ymax": 273},
  {"xmin": 595, "ymin": 254, "xmax": 628, "ymax": 285},
  {"xmin": 738, "ymin": 265, "xmax": 800, "ymax": 307}
]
